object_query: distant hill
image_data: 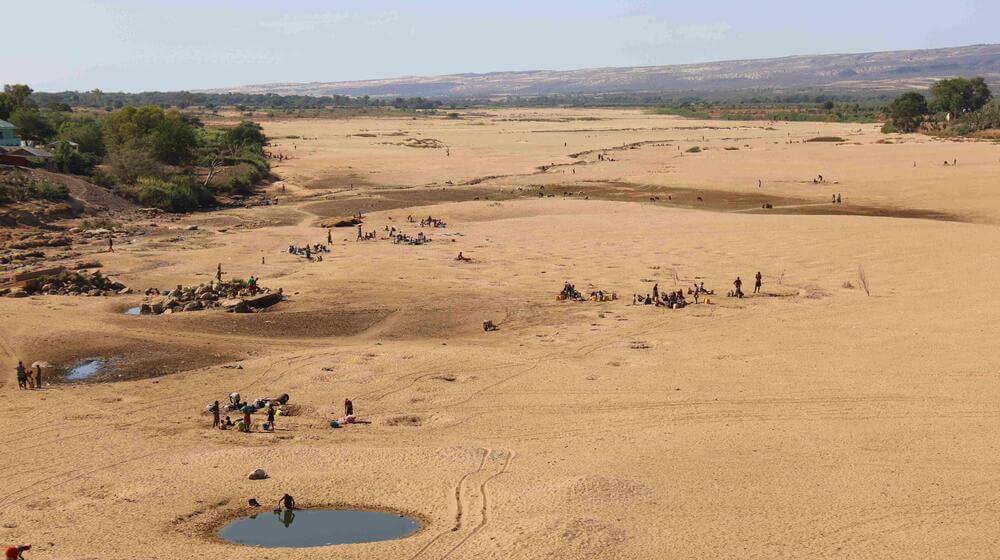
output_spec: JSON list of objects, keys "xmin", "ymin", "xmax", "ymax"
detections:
[{"xmin": 205, "ymin": 44, "xmax": 1000, "ymax": 99}]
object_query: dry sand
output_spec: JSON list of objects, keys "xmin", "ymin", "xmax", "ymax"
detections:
[{"xmin": 2, "ymin": 108, "xmax": 1000, "ymax": 559}]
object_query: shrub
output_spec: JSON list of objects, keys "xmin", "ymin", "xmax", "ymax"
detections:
[
  {"xmin": 0, "ymin": 176, "xmax": 68, "ymax": 203},
  {"xmin": 33, "ymin": 181, "xmax": 69, "ymax": 201},
  {"xmin": 117, "ymin": 176, "xmax": 213, "ymax": 212},
  {"xmin": 106, "ymin": 144, "xmax": 163, "ymax": 185}
]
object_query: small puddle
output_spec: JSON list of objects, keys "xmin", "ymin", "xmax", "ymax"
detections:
[
  {"xmin": 219, "ymin": 509, "xmax": 420, "ymax": 548},
  {"xmin": 125, "ymin": 306, "xmax": 141, "ymax": 315},
  {"xmin": 66, "ymin": 359, "xmax": 106, "ymax": 381}
]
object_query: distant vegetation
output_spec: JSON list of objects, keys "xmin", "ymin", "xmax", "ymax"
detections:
[
  {"xmin": 29, "ymin": 90, "xmax": 445, "ymax": 112},
  {"xmin": 884, "ymin": 77, "xmax": 995, "ymax": 135},
  {"xmin": 648, "ymin": 96, "xmax": 884, "ymax": 124},
  {"xmin": 2, "ymin": 84, "xmax": 272, "ymax": 212}
]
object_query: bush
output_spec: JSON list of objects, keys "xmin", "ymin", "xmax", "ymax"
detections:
[
  {"xmin": 968, "ymin": 101, "xmax": 1000, "ymax": 132},
  {"xmin": 80, "ymin": 218, "xmax": 121, "ymax": 230},
  {"xmin": 55, "ymin": 143, "xmax": 99, "ymax": 175},
  {"xmin": 106, "ymin": 144, "xmax": 162, "ymax": 185},
  {"xmin": 0, "ymin": 176, "xmax": 67, "ymax": 203},
  {"xmin": 117, "ymin": 176, "xmax": 213, "ymax": 212},
  {"xmin": 33, "ymin": 180, "xmax": 69, "ymax": 201}
]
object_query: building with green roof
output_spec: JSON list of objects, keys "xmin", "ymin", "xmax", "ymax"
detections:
[{"xmin": 0, "ymin": 120, "xmax": 20, "ymax": 147}]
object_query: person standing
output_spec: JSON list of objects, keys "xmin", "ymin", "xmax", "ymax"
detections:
[
  {"xmin": 733, "ymin": 277, "xmax": 743, "ymax": 298},
  {"xmin": 754, "ymin": 271, "xmax": 762, "ymax": 294},
  {"xmin": 344, "ymin": 398, "xmax": 354, "ymax": 417},
  {"xmin": 266, "ymin": 403, "xmax": 276, "ymax": 432},
  {"xmin": 210, "ymin": 401, "xmax": 220, "ymax": 429},
  {"xmin": 108, "ymin": 235, "xmax": 114, "ymax": 253},
  {"xmin": 327, "ymin": 229, "xmax": 332, "ymax": 244},
  {"xmin": 652, "ymin": 284, "xmax": 659, "ymax": 301},
  {"xmin": 34, "ymin": 363, "xmax": 41, "ymax": 389},
  {"xmin": 15, "ymin": 361, "xmax": 27, "ymax": 390}
]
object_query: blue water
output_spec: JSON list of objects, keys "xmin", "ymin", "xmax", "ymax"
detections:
[
  {"xmin": 125, "ymin": 307, "xmax": 141, "ymax": 315},
  {"xmin": 219, "ymin": 509, "xmax": 420, "ymax": 548},
  {"xmin": 66, "ymin": 359, "xmax": 105, "ymax": 381}
]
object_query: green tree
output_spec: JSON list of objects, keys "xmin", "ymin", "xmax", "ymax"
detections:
[
  {"xmin": 102, "ymin": 105, "xmax": 198, "ymax": 165},
  {"xmin": 0, "ymin": 84, "xmax": 36, "ymax": 120},
  {"xmin": 931, "ymin": 77, "xmax": 993, "ymax": 116},
  {"xmin": 4, "ymin": 85, "xmax": 34, "ymax": 109},
  {"xmin": 105, "ymin": 143, "xmax": 162, "ymax": 185},
  {"xmin": 58, "ymin": 117, "xmax": 105, "ymax": 156},
  {"xmin": 151, "ymin": 110, "xmax": 197, "ymax": 164},
  {"xmin": 886, "ymin": 92, "xmax": 928, "ymax": 133},
  {"xmin": 9, "ymin": 108, "xmax": 56, "ymax": 142},
  {"xmin": 54, "ymin": 142, "xmax": 97, "ymax": 175},
  {"xmin": 224, "ymin": 120, "xmax": 266, "ymax": 149}
]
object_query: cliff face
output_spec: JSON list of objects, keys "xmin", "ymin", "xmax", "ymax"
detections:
[{"xmin": 206, "ymin": 44, "xmax": 1000, "ymax": 98}]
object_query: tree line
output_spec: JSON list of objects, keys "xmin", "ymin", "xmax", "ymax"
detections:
[
  {"xmin": 886, "ymin": 77, "xmax": 995, "ymax": 133},
  {"xmin": 2, "ymin": 84, "xmax": 270, "ymax": 212}
]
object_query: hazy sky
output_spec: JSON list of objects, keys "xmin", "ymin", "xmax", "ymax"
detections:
[{"xmin": 4, "ymin": 0, "xmax": 998, "ymax": 92}]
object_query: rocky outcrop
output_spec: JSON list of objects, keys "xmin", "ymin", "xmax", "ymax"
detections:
[{"xmin": 140, "ymin": 279, "xmax": 282, "ymax": 315}]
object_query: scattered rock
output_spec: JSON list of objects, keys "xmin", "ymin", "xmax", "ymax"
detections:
[{"xmin": 248, "ymin": 468, "xmax": 268, "ymax": 480}]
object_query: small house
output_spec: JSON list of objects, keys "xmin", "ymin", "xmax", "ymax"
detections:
[
  {"xmin": 0, "ymin": 119, "xmax": 20, "ymax": 147},
  {"xmin": 47, "ymin": 140, "xmax": 80, "ymax": 153}
]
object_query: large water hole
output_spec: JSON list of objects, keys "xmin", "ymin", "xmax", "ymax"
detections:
[{"xmin": 218, "ymin": 508, "xmax": 420, "ymax": 548}]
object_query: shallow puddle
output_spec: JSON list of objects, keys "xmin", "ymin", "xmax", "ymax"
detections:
[
  {"xmin": 66, "ymin": 359, "xmax": 106, "ymax": 381},
  {"xmin": 125, "ymin": 307, "xmax": 141, "ymax": 315},
  {"xmin": 218, "ymin": 509, "xmax": 420, "ymax": 548}
]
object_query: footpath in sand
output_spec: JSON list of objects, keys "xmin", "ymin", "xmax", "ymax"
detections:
[{"xmin": 2, "ymin": 109, "xmax": 1000, "ymax": 559}]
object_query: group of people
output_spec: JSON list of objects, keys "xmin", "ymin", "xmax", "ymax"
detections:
[
  {"xmin": 356, "ymin": 225, "xmax": 377, "ymax": 241},
  {"xmin": 14, "ymin": 361, "xmax": 42, "ymax": 390},
  {"xmin": 419, "ymin": 216, "xmax": 447, "ymax": 228},
  {"xmin": 210, "ymin": 392, "xmax": 291, "ymax": 433},
  {"xmin": 635, "ymin": 285, "xmax": 688, "ymax": 308},
  {"xmin": 559, "ymin": 282, "xmax": 582, "ymax": 300},
  {"xmin": 208, "ymin": 394, "xmax": 357, "ymax": 433},
  {"xmin": 831, "ymin": 193, "xmax": 842, "ymax": 204},
  {"xmin": 729, "ymin": 272, "xmax": 763, "ymax": 298},
  {"xmin": 288, "ymin": 243, "xmax": 330, "ymax": 260},
  {"xmin": 635, "ymin": 281, "xmax": 719, "ymax": 307},
  {"xmin": 392, "ymin": 231, "xmax": 428, "ymax": 245}
]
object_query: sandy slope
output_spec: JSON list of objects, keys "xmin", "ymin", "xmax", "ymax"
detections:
[{"xmin": 2, "ymin": 109, "xmax": 1000, "ymax": 559}]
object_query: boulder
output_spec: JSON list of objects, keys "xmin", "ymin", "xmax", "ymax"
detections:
[
  {"xmin": 248, "ymin": 468, "xmax": 268, "ymax": 480},
  {"xmin": 183, "ymin": 301, "xmax": 202, "ymax": 312},
  {"xmin": 220, "ymin": 298, "xmax": 243, "ymax": 309},
  {"xmin": 244, "ymin": 292, "xmax": 282, "ymax": 309},
  {"xmin": 6, "ymin": 290, "xmax": 28, "ymax": 298}
]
